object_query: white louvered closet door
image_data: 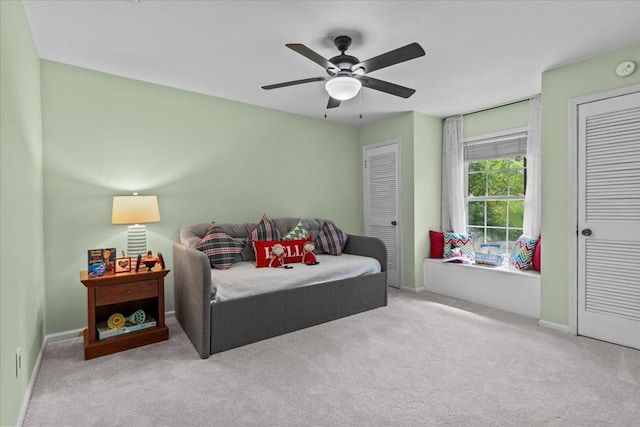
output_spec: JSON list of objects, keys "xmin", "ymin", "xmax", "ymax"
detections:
[
  {"xmin": 577, "ymin": 90, "xmax": 640, "ymax": 350},
  {"xmin": 364, "ymin": 142, "xmax": 401, "ymax": 288}
]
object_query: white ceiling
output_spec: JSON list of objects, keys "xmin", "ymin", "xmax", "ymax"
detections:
[{"xmin": 22, "ymin": 0, "xmax": 640, "ymax": 126}]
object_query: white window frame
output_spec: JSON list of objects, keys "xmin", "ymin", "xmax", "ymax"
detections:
[{"xmin": 463, "ymin": 127, "xmax": 528, "ymax": 253}]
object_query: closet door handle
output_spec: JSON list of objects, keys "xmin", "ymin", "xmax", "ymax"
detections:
[
  {"xmin": 581, "ymin": 228, "xmax": 592, "ymax": 237},
  {"xmin": 391, "ymin": 220, "xmax": 398, "ymax": 226}
]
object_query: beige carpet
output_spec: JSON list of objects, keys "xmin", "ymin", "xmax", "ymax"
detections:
[{"xmin": 23, "ymin": 289, "xmax": 640, "ymax": 426}]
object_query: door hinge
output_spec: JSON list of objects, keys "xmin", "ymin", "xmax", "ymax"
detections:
[{"xmin": 364, "ymin": 160, "xmax": 367, "ymax": 169}]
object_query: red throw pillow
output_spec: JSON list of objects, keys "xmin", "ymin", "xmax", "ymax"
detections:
[
  {"xmin": 253, "ymin": 237, "xmax": 311, "ymax": 268},
  {"xmin": 429, "ymin": 230, "xmax": 444, "ymax": 258},
  {"xmin": 532, "ymin": 238, "xmax": 541, "ymax": 272}
]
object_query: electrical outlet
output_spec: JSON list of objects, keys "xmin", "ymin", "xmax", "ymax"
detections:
[{"xmin": 15, "ymin": 347, "xmax": 22, "ymax": 378}]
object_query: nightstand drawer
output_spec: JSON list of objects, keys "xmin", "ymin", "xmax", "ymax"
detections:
[{"xmin": 95, "ymin": 280, "xmax": 158, "ymax": 306}]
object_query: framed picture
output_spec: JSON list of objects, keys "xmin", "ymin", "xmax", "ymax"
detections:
[
  {"xmin": 114, "ymin": 257, "xmax": 131, "ymax": 273},
  {"xmin": 87, "ymin": 247, "xmax": 116, "ymax": 276}
]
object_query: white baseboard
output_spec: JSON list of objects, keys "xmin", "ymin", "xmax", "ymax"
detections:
[
  {"xmin": 15, "ymin": 335, "xmax": 45, "ymax": 426},
  {"xmin": 46, "ymin": 328, "xmax": 85, "ymax": 343},
  {"xmin": 538, "ymin": 319, "xmax": 571, "ymax": 334},
  {"xmin": 401, "ymin": 285, "xmax": 425, "ymax": 293},
  {"xmin": 15, "ymin": 310, "xmax": 176, "ymax": 426}
]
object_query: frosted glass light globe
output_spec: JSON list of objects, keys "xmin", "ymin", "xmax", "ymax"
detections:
[{"xmin": 325, "ymin": 76, "xmax": 361, "ymax": 101}]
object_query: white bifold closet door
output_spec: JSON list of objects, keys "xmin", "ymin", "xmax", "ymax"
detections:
[
  {"xmin": 577, "ymin": 90, "xmax": 640, "ymax": 350},
  {"xmin": 364, "ymin": 142, "xmax": 401, "ymax": 289}
]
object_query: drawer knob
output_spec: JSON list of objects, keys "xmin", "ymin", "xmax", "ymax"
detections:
[{"xmin": 125, "ymin": 289, "xmax": 133, "ymax": 295}]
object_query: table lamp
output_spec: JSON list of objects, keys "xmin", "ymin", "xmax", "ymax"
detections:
[{"xmin": 111, "ymin": 194, "xmax": 160, "ymax": 256}]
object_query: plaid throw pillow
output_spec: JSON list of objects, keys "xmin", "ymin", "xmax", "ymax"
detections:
[
  {"xmin": 314, "ymin": 220, "xmax": 348, "ymax": 255},
  {"xmin": 283, "ymin": 219, "xmax": 311, "ymax": 240},
  {"xmin": 247, "ymin": 214, "xmax": 281, "ymax": 249},
  {"xmin": 195, "ymin": 222, "xmax": 244, "ymax": 269}
]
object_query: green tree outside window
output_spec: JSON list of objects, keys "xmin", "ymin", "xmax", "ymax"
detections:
[{"xmin": 466, "ymin": 156, "xmax": 526, "ymax": 252}]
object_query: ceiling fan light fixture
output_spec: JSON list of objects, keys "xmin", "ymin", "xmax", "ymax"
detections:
[{"xmin": 325, "ymin": 76, "xmax": 361, "ymax": 101}]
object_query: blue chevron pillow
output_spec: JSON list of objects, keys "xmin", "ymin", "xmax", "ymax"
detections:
[
  {"xmin": 509, "ymin": 235, "xmax": 539, "ymax": 270},
  {"xmin": 443, "ymin": 232, "xmax": 475, "ymax": 262}
]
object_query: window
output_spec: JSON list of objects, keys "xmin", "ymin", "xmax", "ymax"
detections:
[{"xmin": 464, "ymin": 129, "xmax": 527, "ymax": 253}]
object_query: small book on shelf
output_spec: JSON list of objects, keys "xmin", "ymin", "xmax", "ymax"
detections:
[{"xmin": 96, "ymin": 317, "xmax": 157, "ymax": 340}]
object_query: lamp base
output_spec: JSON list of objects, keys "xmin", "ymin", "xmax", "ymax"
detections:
[{"xmin": 127, "ymin": 224, "xmax": 147, "ymax": 256}]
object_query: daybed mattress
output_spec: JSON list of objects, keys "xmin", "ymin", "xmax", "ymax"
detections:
[{"xmin": 212, "ymin": 253, "xmax": 381, "ymax": 302}]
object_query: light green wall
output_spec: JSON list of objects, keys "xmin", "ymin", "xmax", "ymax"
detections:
[
  {"xmin": 357, "ymin": 113, "xmax": 415, "ymax": 287},
  {"xmin": 463, "ymin": 100, "xmax": 529, "ymax": 138},
  {"xmin": 540, "ymin": 43, "xmax": 640, "ymax": 326},
  {"xmin": 356, "ymin": 112, "xmax": 442, "ymax": 290},
  {"xmin": 0, "ymin": 1, "xmax": 46, "ymax": 425},
  {"xmin": 413, "ymin": 112, "xmax": 443, "ymax": 286},
  {"xmin": 41, "ymin": 60, "xmax": 361, "ymax": 333}
]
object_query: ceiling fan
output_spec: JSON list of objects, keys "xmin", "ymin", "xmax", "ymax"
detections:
[{"xmin": 262, "ymin": 35, "xmax": 425, "ymax": 109}]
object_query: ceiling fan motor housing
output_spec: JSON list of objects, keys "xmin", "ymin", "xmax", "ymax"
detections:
[
  {"xmin": 329, "ymin": 54, "xmax": 360, "ymax": 74},
  {"xmin": 328, "ymin": 36, "xmax": 364, "ymax": 75}
]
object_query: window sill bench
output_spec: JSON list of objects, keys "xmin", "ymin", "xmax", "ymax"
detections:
[{"xmin": 423, "ymin": 258, "xmax": 540, "ymax": 318}]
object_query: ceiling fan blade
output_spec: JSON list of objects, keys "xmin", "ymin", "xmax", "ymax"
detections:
[
  {"xmin": 353, "ymin": 42, "xmax": 425, "ymax": 74},
  {"xmin": 262, "ymin": 76, "xmax": 327, "ymax": 90},
  {"xmin": 327, "ymin": 97, "xmax": 341, "ymax": 109},
  {"xmin": 286, "ymin": 43, "xmax": 340, "ymax": 74},
  {"xmin": 357, "ymin": 76, "xmax": 416, "ymax": 98}
]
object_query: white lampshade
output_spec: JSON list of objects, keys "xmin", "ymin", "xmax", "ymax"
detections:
[
  {"xmin": 112, "ymin": 195, "xmax": 160, "ymax": 225},
  {"xmin": 325, "ymin": 76, "xmax": 362, "ymax": 101},
  {"xmin": 112, "ymin": 195, "xmax": 160, "ymax": 256}
]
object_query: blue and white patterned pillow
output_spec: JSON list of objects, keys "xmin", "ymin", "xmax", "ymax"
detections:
[
  {"xmin": 195, "ymin": 222, "xmax": 245, "ymax": 269},
  {"xmin": 509, "ymin": 235, "xmax": 539, "ymax": 270}
]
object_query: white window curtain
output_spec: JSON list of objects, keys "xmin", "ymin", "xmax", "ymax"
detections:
[
  {"xmin": 441, "ymin": 116, "xmax": 466, "ymax": 233},
  {"xmin": 523, "ymin": 95, "xmax": 542, "ymax": 238}
]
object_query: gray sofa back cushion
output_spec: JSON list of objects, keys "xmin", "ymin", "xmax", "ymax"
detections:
[{"xmin": 180, "ymin": 217, "xmax": 326, "ymax": 261}]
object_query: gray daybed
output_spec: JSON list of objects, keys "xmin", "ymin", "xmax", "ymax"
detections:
[{"xmin": 173, "ymin": 218, "xmax": 387, "ymax": 358}]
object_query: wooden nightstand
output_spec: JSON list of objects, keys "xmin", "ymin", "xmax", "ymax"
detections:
[{"xmin": 80, "ymin": 268, "xmax": 170, "ymax": 360}]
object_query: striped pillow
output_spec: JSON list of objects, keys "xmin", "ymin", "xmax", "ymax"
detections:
[
  {"xmin": 315, "ymin": 220, "xmax": 348, "ymax": 255},
  {"xmin": 443, "ymin": 232, "xmax": 475, "ymax": 262},
  {"xmin": 510, "ymin": 235, "xmax": 539, "ymax": 270},
  {"xmin": 195, "ymin": 222, "xmax": 245, "ymax": 269}
]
